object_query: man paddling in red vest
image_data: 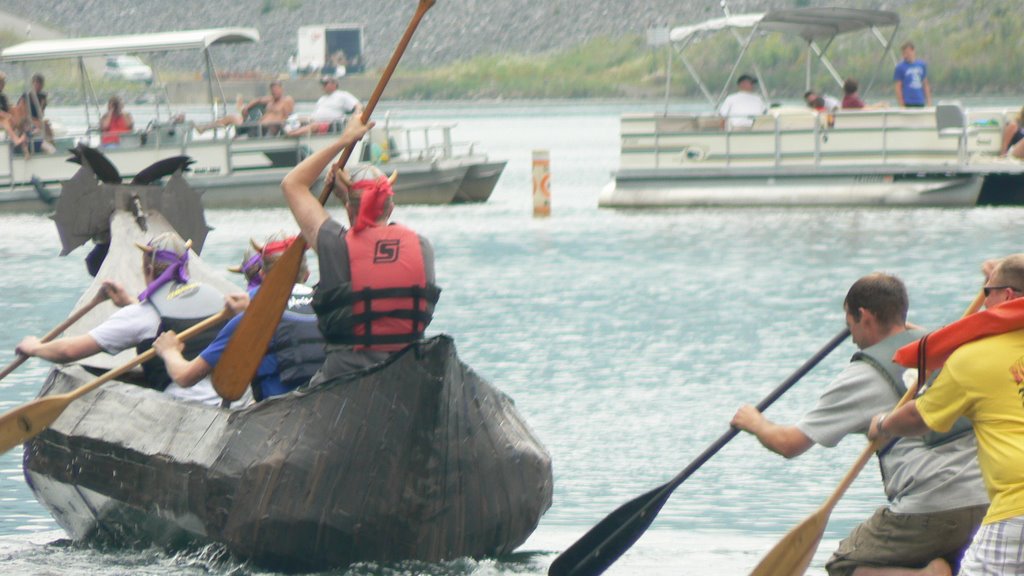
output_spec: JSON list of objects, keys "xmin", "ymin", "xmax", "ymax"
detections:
[
  {"xmin": 872, "ymin": 255, "xmax": 1024, "ymax": 574},
  {"xmin": 280, "ymin": 116, "xmax": 440, "ymax": 384},
  {"xmin": 732, "ymin": 273, "xmax": 987, "ymax": 576}
]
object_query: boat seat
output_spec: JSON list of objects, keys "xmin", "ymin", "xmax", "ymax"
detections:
[{"xmin": 936, "ymin": 100, "xmax": 974, "ymax": 165}]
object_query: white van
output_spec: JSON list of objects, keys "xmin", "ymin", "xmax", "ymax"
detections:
[{"xmin": 103, "ymin": 55, "xmax": 153, "ymax": 83}]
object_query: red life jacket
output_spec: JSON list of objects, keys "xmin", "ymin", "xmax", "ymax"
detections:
[{"xmin": 313, "ymin": 223, "xmax": 440, "ymax": 351}]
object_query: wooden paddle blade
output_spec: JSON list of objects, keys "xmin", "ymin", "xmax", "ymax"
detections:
[
  {"xmin": 0, "ymin": 395, "xmax": 71, "ymax": 454},
  {"xmin": 548, "ymin": 483, "xmax": 671, "ymax": 576},
  {"xmin": 749, "ymin": 509, "xmax": 828, "ymax": 576},
  {"xmin": 212, "ymin": 238, "xmax": 307, "ymax": 401}
]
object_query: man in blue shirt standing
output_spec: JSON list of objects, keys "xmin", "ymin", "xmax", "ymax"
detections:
[{"xmin": 894, "ymin": 41, "xmax": 931, "ymax": 108}]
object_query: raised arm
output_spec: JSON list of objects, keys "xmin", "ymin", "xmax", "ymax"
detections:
[{"xmin": 280, "ymin": 115, "xmax": 372, "ymax": 247}]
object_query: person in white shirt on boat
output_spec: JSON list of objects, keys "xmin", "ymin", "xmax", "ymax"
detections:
[
  {"xmin": 718, "ymin": 74, "xmax": 766, "ymax": 130},
  {"xmin": 15, "ymin": 232, "xmax": 251, "ymax": 408},
  {"xmin": 286, "ymin": 76, "xmax": 360, "ymax": 137},
  {"xmin": 731, "ymin": 273, "xmax": 988, "ymax": 576}
]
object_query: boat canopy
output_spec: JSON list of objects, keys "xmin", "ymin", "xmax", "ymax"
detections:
[
  {"xmin": 665, "ymin": 8, "xmax": 900, "ymax": 110},
  {"xmin": 669, "ymin": 13, "xmax": 763, "ymax": 44},
  {"xmin": 1, "ymin": 28, "xmax": 259, "ymax": 62},
  {"xmin": 756, "ymin": 8, "xmax": 899, "ymax": 41}
]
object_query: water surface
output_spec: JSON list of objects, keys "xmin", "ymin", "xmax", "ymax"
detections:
[{"xmin": 1, "ymin": 101, "xmax": 1020, "ymax": 574}]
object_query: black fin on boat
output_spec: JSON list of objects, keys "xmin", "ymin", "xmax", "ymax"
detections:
[
  {"xmin": 73, "ymin": 144, "xmax": 122, "ymax": 184},
  {"xmin": 131, "ymin": 156, "xmax": 194, "ymax": 185}
]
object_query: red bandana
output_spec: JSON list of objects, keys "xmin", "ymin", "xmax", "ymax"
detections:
[
  {"xmin": 352, "ymin": 176, "xmax": 394, "ymax": 232},
  {"xmin": 262, "ymin": 236, "xmax": 298, "ymax": 257}
]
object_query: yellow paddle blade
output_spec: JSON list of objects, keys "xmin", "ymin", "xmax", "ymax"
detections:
[
  {"xmin": 212, "ymin": 238, "xmax": 306, "ymax": 401},
  {"xmin": 0, "ymin": 395, "xmax": 73, "ymax": 454},
  {"xmin": 749, "ymin": 509, "xmax": 827, "ymax": 576}
]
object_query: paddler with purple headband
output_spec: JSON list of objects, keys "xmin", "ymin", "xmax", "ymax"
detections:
[
  {"xmin": 227, "ymin": 242, "xmax": 265, "ymax": 292},
  {"xmin": 153, "ymin": 232, "xmax": 324, "ymax": 402},
  {"xmin": 16, "ymin": 232, "xmax": 250, "ymax": 408},
  {"xmin": 281, "ymin": 115, "xmax": 441, "ymax": 383}
]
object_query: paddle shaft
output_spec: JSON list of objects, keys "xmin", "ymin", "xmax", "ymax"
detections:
[
  {"xmin": 67, "ymin": 309, "xmax": 231, "ymax": 403},
  {"xmin": 548, "ymin": 327, "xmax": 851, "ymax": 576},
  {"xmin": 750, "ymin": 290, "xmax": 987, "ymax": 576},
  {"xmin": 0, "ymin": 291, "xmax": 106, "ymax": 382},
  {"xmin": 0, "ymin": 308, "xmax": 231, "ymax": 456},
  {"xmin": 317, "ymin": 0, "xmax": 435, "ymax": 205},
  {"xmin": 211, "ymin": 0, "xmax": 436, "ymax": 402}
]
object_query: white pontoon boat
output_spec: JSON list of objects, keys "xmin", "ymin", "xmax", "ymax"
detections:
[
  {"xmin": 0, "ymin": 29, "xmax": 503, "ymax": 210},
  {"xmin": 600, "ymin": 8, "xmax": 1024, "ymax": 208}
]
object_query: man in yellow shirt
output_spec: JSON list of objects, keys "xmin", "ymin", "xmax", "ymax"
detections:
[{"xmin": 872, "ymin": 254, "xmax": 1024, "ymax": 575}]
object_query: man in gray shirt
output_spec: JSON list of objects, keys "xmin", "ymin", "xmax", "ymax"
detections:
[{"xmin": 731, "ymin": 273, "xmax": 988, "ymax": 576}]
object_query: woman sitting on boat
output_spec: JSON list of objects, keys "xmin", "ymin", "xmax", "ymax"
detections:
[
  {"xmin": 152, "ymin": 233, "xmax": 326, "ymax": 402},
  {"xmin": 100, "ymin": 95, "xmax": 134, "ymax": 147},
  {"xmin": 15, "ymin": 232, "xmax": 250, "ymax": 407},
  {"xmin": 1000, "ymin": 105, "xmax": 1024, "ymax": 159},
  {"xmin": 281, "ymin": 116, "xmax": 441, "ymax": 382}
]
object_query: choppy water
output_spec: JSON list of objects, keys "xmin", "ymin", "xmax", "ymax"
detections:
[{"xmin": 1, "ymin": 101, "xmax": 1022, "ymax": 575}]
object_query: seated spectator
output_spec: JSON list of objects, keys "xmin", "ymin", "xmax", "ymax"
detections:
[
  {"xmin": 1001, "ymin": 105, "xmax": 1024, "ymax": 160},
  {"xmin": 841, "ymin": 79, "xmax": 866, "ymax": 109},
  {"xmin": 100, "ymin": 96, "xmax": 134, "ymax": 147},
  {"xmin": 804, "ymin": 89, "xmax": 841, "ymax": 114},
  {"xmin": 195, "ymin": 81, "xmax": 295, "ymax": 137},
  {"xmin": 17, "ymin": 73, "xmax": 53, "ymax": 145},
  {"xmin": 839, "ymin": 78, "xmax": 889, "ymax": 111},
  {"xmin": 287, "ymin": 76, "xmax": 361, "ymax": 137},
  {"xmin": 718, "ymin": 74, "xmax": 766, "ymax": 130},
  {"xmin": 0, "ymin": 71, "xmax": 28, "ymax": 153}
]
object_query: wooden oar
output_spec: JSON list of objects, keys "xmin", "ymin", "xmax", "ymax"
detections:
[
  {"xmin": 0, "ymin": 308, "xmax": 230, "ymax": 455},
  {"xmin": 749, "ymin": 290, "xmax": 986, "ymax": 576},
  {"xmin": 547, "ymin": 328, "xmax": 852, "ymax": 576},
  {"xmin": 0, "ymin": 290, "xmax": 108, "ymax": 382},
  {"xmin": 211, "ymin": 0, "xmax": 437, "ymax": 402}
]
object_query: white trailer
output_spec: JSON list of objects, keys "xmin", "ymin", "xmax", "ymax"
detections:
[{"xmin": 296, "ymin": 24, "xmax": 364, "ymax": 76}]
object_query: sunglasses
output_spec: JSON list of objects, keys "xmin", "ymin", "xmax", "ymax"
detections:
[{"xmin": 983, "ymin": 285, "xmax": 1021, "ymax": 297}]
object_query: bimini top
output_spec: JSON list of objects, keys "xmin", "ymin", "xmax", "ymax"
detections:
[
  {"xmin": 1, "ymin": 28, "xmax": 260, "ymax": 63},
  {"xmin": 669, "ymin": 13, "xmax": 763, "ymax": 44},
  {"xmin": 669, "ymin": 8, "xmax": 898, "ymax": 44},
  {"xmin": 757, "ymin": 8, "xmax": 899, "ymax": 41}
]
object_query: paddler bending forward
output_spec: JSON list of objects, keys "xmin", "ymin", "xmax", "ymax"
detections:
[
  {"xmin": 15, "ymin": 232, "xmax": 250, "ymax": 407},
  {"xmin": 732, "ymin": 273, "xmax": 988, "ymax": 576},
  {"xmin": 280, "ymin": 115, "xmax": 440, "ymax": 383},
  {"xmin": 870, "ymin": 256, "xmax": 1024, "ymax": 575}
]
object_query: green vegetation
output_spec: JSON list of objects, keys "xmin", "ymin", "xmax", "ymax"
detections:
[{"xmin": 393, "ymin": 36, "xmax": 658, "ymax": 99}]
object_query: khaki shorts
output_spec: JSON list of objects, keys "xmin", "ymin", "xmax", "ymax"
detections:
[{"xmin": 826, "ymin": 504, "xmax": 988, "ymax": 576}]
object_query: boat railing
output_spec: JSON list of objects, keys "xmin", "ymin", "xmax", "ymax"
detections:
[
  {"xmin": 621, "ymin": 106, "xmax": 1009, "ymax": 171},
  {"xmin": 374, "ymin": 123, "xmax": 479, "ymax": 163}
]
